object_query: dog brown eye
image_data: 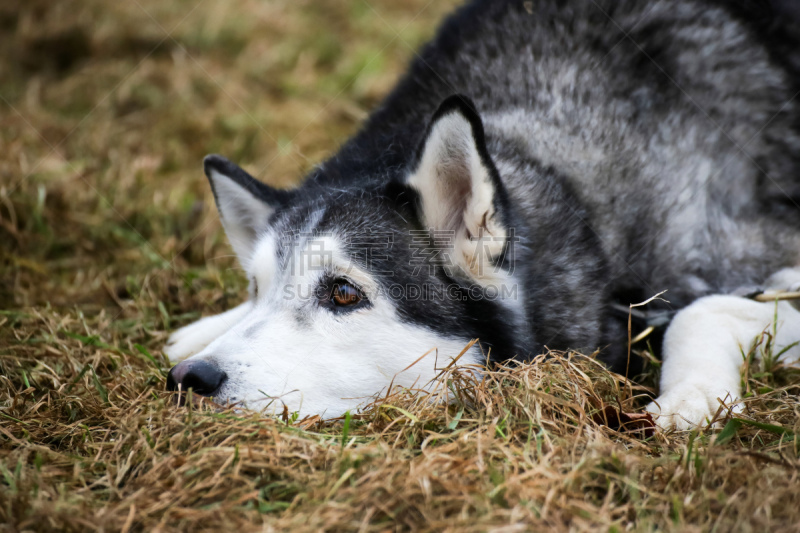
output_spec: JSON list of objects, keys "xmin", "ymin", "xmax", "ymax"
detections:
[{"xmin": 331, "ymin": 282, "xmax": 361, "ymax": 306}]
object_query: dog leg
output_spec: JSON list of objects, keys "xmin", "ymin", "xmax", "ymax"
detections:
[
  {"xmin": 763, "ymin": 267, "xmax": 800, "ymax": 311},
  {"xmin": 164, "ymin": 301, "xmax": 253, "ymax": 362},
  {"xmin": 645, "ymin": 295, "xmax": 800, "ymax": 430}
]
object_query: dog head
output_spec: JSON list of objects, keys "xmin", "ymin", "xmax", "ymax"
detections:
[{"xmin": 167, "ymin": 96, "xmax": 527, "ymax": 417}]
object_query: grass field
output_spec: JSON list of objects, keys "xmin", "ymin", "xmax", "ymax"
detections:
[{"xmin": 2, "ymin": 0, "xmax": 800, "ymax": 531}]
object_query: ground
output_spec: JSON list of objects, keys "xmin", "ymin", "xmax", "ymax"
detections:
[{"xmin": 2, "ymin": 0, "xmax": 800, "ymax": 531}]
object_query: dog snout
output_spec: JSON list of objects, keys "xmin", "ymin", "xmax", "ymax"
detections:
[{"xmin": 166, "ymin": 360, "xmax": 227, "ymax": 397}]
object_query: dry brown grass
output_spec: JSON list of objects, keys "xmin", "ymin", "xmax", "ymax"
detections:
[{"xmin": 2, "ymin": 1, "xmax": 800, "ymax": 531}]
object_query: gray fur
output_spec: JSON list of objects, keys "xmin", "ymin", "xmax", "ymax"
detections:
[{"xmin": 313, "ymin": 0, "xmax": 800, "ymax": 367}]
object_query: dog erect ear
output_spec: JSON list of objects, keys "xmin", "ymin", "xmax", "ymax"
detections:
[
  {"xmin": 406, "ymin": 95, "xmax": 509, "ymax": 280},
  {"xmin": 204, "ymin": 154, "xmax": 287, "ymax": 264}
]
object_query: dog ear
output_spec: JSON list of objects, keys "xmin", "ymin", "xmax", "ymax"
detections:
[
  {"xmin": 204, "ymin": 154, "xmax": 287, "ymax": 263},
  {"xmin": 406, "ymin": 95, "xmax": 509, "ymax": 280}
]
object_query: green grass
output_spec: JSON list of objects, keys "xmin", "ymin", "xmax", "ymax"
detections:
[{"xmin": 2, "ymin": 0, "xmax": 800, "ymax": 531}]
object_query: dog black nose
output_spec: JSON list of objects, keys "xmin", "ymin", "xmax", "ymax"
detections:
[{"xmin": 166, "ymin": 360, "xmax": 227, "ymax": 396}]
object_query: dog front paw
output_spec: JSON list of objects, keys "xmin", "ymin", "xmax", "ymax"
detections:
[
  {"xmin": 645, "ymin": 384, "xmax": 738, "ymax": 431},
  {"xmin": 163, "ymin": 301, "xmax": 252, "ymax": 363},
  {"xmin": 164, "ymin": 320, "xmax": 217, "ymax": 362}
]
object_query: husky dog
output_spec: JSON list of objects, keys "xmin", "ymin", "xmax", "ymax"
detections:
[{"xmin": 165, "ymin": 0, "xmax": 800, "ymax": 429}]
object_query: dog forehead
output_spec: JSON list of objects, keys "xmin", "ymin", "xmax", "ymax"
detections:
[
  {"xmin": 273, "ymin": 192, "xmax": 412, "ymax": 256},
  {"xmin": 248, "ymin": 228, "xmax": 346, "ymax": 283}
]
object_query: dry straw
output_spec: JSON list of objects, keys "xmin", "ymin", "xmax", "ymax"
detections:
[{"xmin": 2, "ymin": 325, "xmax": 800, "ymax": 531}]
